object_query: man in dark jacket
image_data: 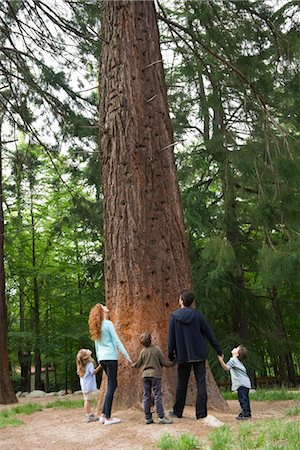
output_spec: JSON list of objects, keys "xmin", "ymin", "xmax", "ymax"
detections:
[{"xmin": 168, "ymin": 289, "xmax": 223, "ymax": 422}]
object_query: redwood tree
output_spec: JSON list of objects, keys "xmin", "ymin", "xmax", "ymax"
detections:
[{"xmin": 99, "ymin": 0, "xmax": 226, "ymax": 410}]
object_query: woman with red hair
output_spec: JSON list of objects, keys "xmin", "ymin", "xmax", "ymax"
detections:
[{"xmin": 88, "ymin": 303, "xmax": 132, "ymax": 425}]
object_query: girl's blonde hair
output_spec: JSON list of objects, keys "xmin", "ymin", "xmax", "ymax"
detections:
[
  {"xmin": 76, "ymin": 349, "xmax": 96, "ymax": 377},
  {"xmin": 88, "ymin": 303, "xmax": 104, "ymax": 341}
]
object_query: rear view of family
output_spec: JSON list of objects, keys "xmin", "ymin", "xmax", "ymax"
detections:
[{"xmin": 76, "ymin": 289, "xmax": 252, "ymax": 426}]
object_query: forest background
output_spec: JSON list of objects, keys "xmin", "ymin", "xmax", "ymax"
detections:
[{"xmin": 0, "ymin": 0, "xmax": 299, "ymax": 399}]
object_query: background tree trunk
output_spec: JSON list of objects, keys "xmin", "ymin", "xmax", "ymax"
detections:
[
  {"xmin": 99, "ymin": 0, "xmax": 227, "ymax": 410},
  {"xmin": 0, "ymin": 109, "xmax": 18, "ymax": 404}
]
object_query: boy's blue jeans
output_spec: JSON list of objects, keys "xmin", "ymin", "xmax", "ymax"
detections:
[
  {"xmin": 237, "ymin": 386, "xmax": 251, "ymax": 417},
  {"xmin": 143, "ymin": 377, "xmax": 164, "ymax": 419}
]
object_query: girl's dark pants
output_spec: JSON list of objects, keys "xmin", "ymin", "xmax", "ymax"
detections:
[{"xmin": 100, "ymin": 360, "xmax": 118, "ymax": 419}]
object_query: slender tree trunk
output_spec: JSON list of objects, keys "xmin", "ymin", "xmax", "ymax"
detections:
[
  {"xmin": 212, "ymin": 87, "xmax": 248, "ymax": 341},
  {"xmin": 15, "ymin": 152, "xmax": 31, "ymax": 392},
  {"xmin": 30, "ymin": 191, "xmax": 42, "ymax": 390},
  {"xmin": 99, "ymin": 0, "xmax": 227, "ymax": 410},
  {"xmin": 0, "ymin": 111, "xmax": 17, "ymax": 404}
]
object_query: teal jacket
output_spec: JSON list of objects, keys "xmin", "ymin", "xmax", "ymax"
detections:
[{"xmin": 95, "ymin": 319, "xmax": 129, "ymax": 362}]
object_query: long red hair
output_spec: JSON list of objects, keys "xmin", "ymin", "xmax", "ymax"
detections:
[{"xmin": 89, "ymin": 303, "xmax": 103, "ymax": 341}]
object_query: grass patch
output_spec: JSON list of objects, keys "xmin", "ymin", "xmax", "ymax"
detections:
[
  {"xmin": 45, "ymin": 398, "xmax": 88, "ymax": 409},
  {"xmin": 209, "ymin": 419, "xmax": 300, "ymax": 450},
  {"xmin": 0, "ymin": 404, "xmax": 42, "ymax": 429},
  {"xmin": 10, "ymin": 403, "xmax": 43, "ymax": 415},
  {"xmin": 0, "ymin": 415, "xmax": 23, "ymax": 429},
  {"xmin": 156, "ymin": 432, "xmax": 202, "ymax": 449},
  {"xmin": 285, "ymin": 406, "xmax": 300, "ymax": 416},
  {"xmin": 222, "ymin": 389, "xmax": 300, "ymax": 401},
  {"xmin": 209, "ymin": 425, "xmax": 233, "ymax": 450}
]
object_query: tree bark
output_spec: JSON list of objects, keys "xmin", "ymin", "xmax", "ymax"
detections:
[
  {"xmin": 99, "ymin": 0, "xmax": 227, "ymax": 411},
  {"xmin": 0, "ymin": 110, "xmax": 18, "ymax": 404}
]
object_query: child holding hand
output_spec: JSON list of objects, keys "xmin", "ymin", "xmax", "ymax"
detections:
[
  {"xmin": 132, "ymin": 332, "xmax": 174, "ymax": 425},
  {"xmin": 218, "ymin": 345, "xmax": 252, "ymax": 420},
  {"xmin": 76, "ymin": 348, "xmax": 102, "ymax": 422}
]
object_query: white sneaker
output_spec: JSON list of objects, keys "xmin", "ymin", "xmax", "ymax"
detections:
[
  {"xmin": 199, "ymin": 415, "xmax": 224, "ymax": 428},
  {"xmin": 99, "ymin": 414, "xmax": 105, "ymax": 424},
  {"xmin": 104, "ymin": 417, "xmax": 121, "ymax": 425}
]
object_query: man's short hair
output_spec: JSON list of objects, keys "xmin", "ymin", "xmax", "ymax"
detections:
[
  {"xmin": 140, "ymin": 332, "xmax": 152, "ymax": 347},
  {"xmin": 180, "ymin": 289, "xmax": 194, "ymax": 307},
  {"xmin": 238, "ymin": 345, "xmax": 248, "ymax": 361}
]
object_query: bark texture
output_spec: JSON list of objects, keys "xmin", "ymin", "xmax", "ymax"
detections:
[{"xmin": 99, "ymin": 0, "xmax": 227, "ymax": 411}]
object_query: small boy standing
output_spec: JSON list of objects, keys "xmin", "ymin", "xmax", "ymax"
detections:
[
  {"xmin": 132, "ymin": 332, "xmax": 174, "ymax": 425},
  {"xmin": 218, "ymin": 345, "xmax": 252, "ymax": 420}
]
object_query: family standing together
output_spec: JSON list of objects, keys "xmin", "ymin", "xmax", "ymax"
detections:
[{"xmin": 76, "ymin": 289, "xmax": 252, "ymax": 427}]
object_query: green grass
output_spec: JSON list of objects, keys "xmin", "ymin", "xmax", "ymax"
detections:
[
  {"xmin": 10, "ymin": 403, "xmax": 43, "ymax": 415},
  {"xmin": 285, "ymin": 406, "xmax": 300, "ymax": 416},
  {"xmin": 209, "ymin": 425, "xmax": 233, "ymax": 450},
  {"xmin": 0, "ymin": 415, "xmax": 23, "ymax": 429},
  {"xmin": 209, "ymin": 419, "xmax": 300, "ymax": 450},
  {"xmin": 0, "ymin": 398, "xmax": 87, "ymax": 430},
  {"xmin": 156, "ymin": 432, "xmax": 202, "ymax": 449},
  {"xmin": 0, "ymin": 403, "xmax": 42, "ymax": 429},
  {"xmin": 222, "ymin": 388, "xmax": 300, "ymax": 401},
  {"xmin": 45, "ymin": 398, "xmax": 85, "ymax": 409}
]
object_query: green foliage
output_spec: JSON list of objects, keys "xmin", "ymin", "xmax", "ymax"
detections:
[
  {"xmin": 156, "ymin": 432, "xmax": 201, "ymax": 450},
  {"xmin": 160, "ymin": 0, "xmax": 300, "ymax": 385}
]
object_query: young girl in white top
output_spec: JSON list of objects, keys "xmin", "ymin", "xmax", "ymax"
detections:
[{"xmin": 76, "ymin": 348, "xmax": 102, "ymax": 422}]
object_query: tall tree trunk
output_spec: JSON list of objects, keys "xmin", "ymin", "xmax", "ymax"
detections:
[
  {"xmin": 15, "ymin": 150, "xmax": 31, "ymax": 392},
  {"xmin": 30, "ymin": 190, "xmax": 42, "ymax": 390},
  {"xmin": 99, "ymin": 0, "xmax": 227, "ymax": 410},
  {"xmin": 0, "ymin": 110, "xmax": 17, "ymax": 404},
  {"xmin": 212, "ymin": 86, "xmax": 248, "ymax": 342}
]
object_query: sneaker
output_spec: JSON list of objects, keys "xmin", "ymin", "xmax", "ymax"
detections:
[
  {"xmin": 145, "ymin": 418, "xmax": 154, "ymax": 424},
  {"xmin": 86, "ymin": 414, "xmax": 99, "ymax": 423},
  {"xmin": 198, "ymin": 415, "xmax": 224, "ymax": 428},
  {"xmin": 169, "ymin": 410, "xmax": 182, "ymax": 418},
  {"xmin": 104, "ymin": 417, "xmax": 121, "ymax": 425},
  {"xmin": 99, "ymin": 414, "xmax": 105, "ymax": 424},
  {"xmin": 158, "ymin": 416, "xmax": 173, "ymax": 425},
  {"xmin": 236, "ymin": 415, "xmax": 251, "ymax": 421}
]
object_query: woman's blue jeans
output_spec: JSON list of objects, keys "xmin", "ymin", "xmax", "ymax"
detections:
[{"xmin": 100, "ymin": 360, "xmax": 118, "ymax": 419}]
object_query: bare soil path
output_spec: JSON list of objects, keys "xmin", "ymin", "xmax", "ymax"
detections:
[{"xmin": 0, "ymin": 395, "xmax": 299, "ymax": 450}]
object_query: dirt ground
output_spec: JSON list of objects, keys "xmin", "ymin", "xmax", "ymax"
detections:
[{"xmin": 0, "ymin": 395, "xmax": 299, "ymax": 450}]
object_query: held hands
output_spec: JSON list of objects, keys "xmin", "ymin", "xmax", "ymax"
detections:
[{"xmin": 217, "ymin": 354, "xmax": 224, "ymax": 362}]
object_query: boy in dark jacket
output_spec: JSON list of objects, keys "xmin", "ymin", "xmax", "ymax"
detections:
[
  {"xmin": 132, "ymin": 332, "xmax": 174, "ymax": 424},
  {"xmin": 168, "ymin": 289, "xmax": 223, "ymax": 426}
]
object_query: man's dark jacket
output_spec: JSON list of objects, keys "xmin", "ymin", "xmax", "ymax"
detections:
[{"xmin": 168, "ymin": 307, "xmax": 222, "ymax": 363}]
